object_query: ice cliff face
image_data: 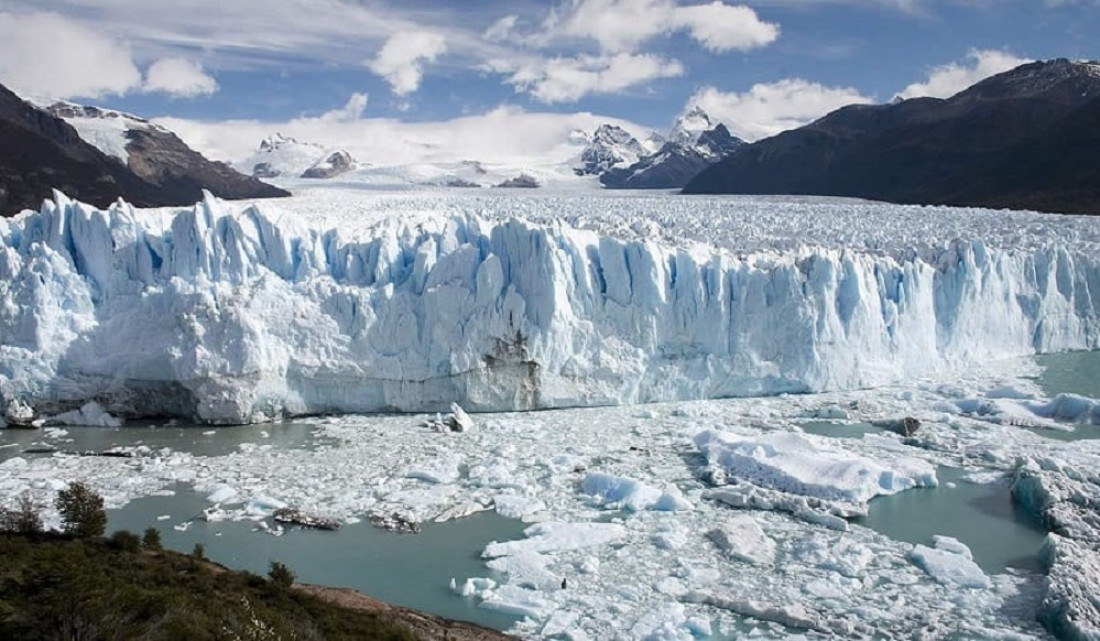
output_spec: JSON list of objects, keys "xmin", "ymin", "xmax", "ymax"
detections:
[{"xmin": 1, "ymin": 192, "xmax": 1098, "ymax": 424}]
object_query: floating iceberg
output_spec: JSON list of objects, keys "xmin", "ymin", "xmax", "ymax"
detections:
[{"xmin": 695, "ymin": 429, "xmax": 937, "ymax": 510}]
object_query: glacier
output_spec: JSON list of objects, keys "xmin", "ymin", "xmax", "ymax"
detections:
[{"xmin": 0, "ymin": 190, "xmax": 1098, "ymax": 424}]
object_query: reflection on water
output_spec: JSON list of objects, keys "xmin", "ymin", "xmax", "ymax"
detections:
[
  {"xmin": 108, "ymin": 490, "xmax": 526, "ymax": 632},
  {"xmin": 856, "ymin": 467, "xmax": 1047, "ymax": 574}
]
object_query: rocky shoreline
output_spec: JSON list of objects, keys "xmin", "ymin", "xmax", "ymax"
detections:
[{"xmin": 294, "ymin": 583, "xmax": 515, "ymax": 641}]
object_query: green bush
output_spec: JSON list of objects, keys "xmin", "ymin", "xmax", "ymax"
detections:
[
  {"xmin": 192, "ymin": 543, "xmax": 205, "ymax": 559},
  {"xmin": 55, "ymin": 482, "xmax": 106, "ymax": 538},
  {"xmin": 141, "ymin": 527, "xmax": 162, "ymax": 551},
  {"xmin": 109, "ymin": 529, "xmax": 141, "ymax": 552},
  {"xmin": 267, "ymin": 561, "xmax": 295, "ymax": 589}
]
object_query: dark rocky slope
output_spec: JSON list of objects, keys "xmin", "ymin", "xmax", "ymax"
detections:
[
  {"xmin": 684, "ymin": 59, "xmax": 1100, "ymax": 215},
  {"xmin": 0, "ymin": 83, "xmax": 287, "ymax": 216}
]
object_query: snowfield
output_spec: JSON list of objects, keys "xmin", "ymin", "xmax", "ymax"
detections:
[
  {"xmin": 0, "ymin": 189, "xmax": 1097, "ymax": 424},
  {"xmin": 2, "ymin": 188, "xmax": 1100, "ymax": 639}
]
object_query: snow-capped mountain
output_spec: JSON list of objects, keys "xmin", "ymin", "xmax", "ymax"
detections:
[
  {"xmin": 597, "ymin": 108, "xmax": 746, "ymax": 189},
  {"xmin": 241, "ymin": 133, "xmax": 358, "ymax": 180},
  {"xmin": 574, "ymin": 124, "xmax": 650, "ymax": 176},
  {"xmin": 45, "ymin": 102, "xmax": 159, "ymax": 164},
  {"xmin": 667, "ymin": 106, "xmax": 713, "ymax": 148},
  {"xmin": 0, "ymin": 85, "xmax": 286, "ymax": 215}
]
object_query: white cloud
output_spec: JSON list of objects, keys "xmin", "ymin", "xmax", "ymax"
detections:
[
  {"xmin": 687, "ymin": 79, "xmax": 873, "ymax": 141},
  {"xmin": 484, "ymin": 14, "xmax": 519, "ymax": 41},
  {"xmin": 368, "ymin": 31, "xmax": 448, "ymax": 96},
  {"xmin": 671, "ymin": 2, "xmax": 781, "ymax": 52},
  {"xmin": 319, "ymin": 92, "xmax": 369, "ymax": 122},
  {"xmin": 503, "ymin": 53, "xmax": 684, "ymax": 103},
  {"xmin": 895, "ymin": 49, "xmax": 1031, "ymax": 100},
  {"xmin": 144, "ymin": 58, "xmax": 218, "ymax": 97},
  {"xmin": 0, "ymin": 11, "xmax": 142, "ymax": 99},
  {"xmin": 156, "ymin": 103, "xmax": 650, "ymax": 168},
  {"xmin": 558, "ymin": 0, "xmax": 778, "ymax": 53}
]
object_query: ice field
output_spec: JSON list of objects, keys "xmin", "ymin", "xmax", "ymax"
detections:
[{"xmin": 1, "ymin": 189, "xmax": 1099, "ymax": 638}]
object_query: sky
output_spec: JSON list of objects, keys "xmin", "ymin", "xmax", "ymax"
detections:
[{"xmin": 0, "ymin": 0, "xmax": 1097, "ymax": 164}]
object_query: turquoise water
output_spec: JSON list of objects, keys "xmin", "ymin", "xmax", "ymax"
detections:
[
  {"xmin": 108, "ymin": 489, "xmax": 526, "ymax": 631},
  {"xmin": 0, "ymin": 421, "xmax": 334, "ymax": 462},
  {"xmin": 1026, "ymin": 350, "xmax": 1100, "ymax": 441},
  {"xmin": 798, "ymin": 420, "xmax": 882, "ymax": 439},
  {"xmin": 1036, "ymin": 350, "xmax": 1100, "ymax": 400},
  {"xmin": 855, "ymin": 467, "xmax": 1047, "ymax": 574}
]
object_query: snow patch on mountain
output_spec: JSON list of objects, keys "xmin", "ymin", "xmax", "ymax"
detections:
[{"xmin": 45, "ymin": 102, "xmax": 161, "ymax": 164}]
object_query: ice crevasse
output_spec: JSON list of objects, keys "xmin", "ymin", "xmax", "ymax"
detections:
[{"xmin": 0, "ymin": 192, "xmax": 1097, "ymax": 424}]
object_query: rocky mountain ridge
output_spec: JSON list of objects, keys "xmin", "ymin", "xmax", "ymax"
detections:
[
  {"xmin": 684, "ymin": 58, "xmax": 1100, "ymax": 215},
  {"xmin": 575, "ymin": 107, "xmax": 746, "ymax": 189},
  {"xmin": 0, "ymin": 85, "xmax": 287, "ymax": 216}
]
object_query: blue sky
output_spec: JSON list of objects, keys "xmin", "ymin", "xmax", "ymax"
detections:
[{"xmin": 0, "ymin": 1, "xmax": 1096, "ymax": 160}]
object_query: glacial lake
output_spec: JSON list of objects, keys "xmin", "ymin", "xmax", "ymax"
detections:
[
  {"xmin": 107, "ymin": 488, "xmax": 527, "ymax": 632},
  {"xmin": 3, "ymin": 349, "xmax": 1097, "ymax": 634},
  {"xmin": 855, "ymin": 467, "xmax": 1048, "ymax": 574},
  {"xmin": 1036, "ymin": 349, "xmax": 1100, "ymax": 400}
]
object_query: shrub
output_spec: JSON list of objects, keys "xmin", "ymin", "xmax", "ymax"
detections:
[
  {"xmin": 268, "ymin": 561, "xmax": 295, "ymax": 589},
  {"xmin": 0, "ymin": 494, "xmax": 42, "ymax": 535},
  {"xmin": 109, "ymin": 529, "xmax": 141, "ymax": 552},
  {"xmin": 141, "ymin": 527, "xmax": 162, "ymax": 551},
  {"xmin": 192, "ymin": 543, "xmax": 205, "ymax": 559},
  {"xmin": 55, "ymin": 482, "xmax": 106, "ymax": 538}
]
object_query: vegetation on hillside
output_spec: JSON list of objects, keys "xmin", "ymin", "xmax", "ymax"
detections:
[{"xmin": 0, "ymin": 486, "xmax": 418, "ymax": 641}]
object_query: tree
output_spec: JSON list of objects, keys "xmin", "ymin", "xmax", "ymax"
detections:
[
  {"xmin": 141, "ymin": 527, "xmax": 162, "ymax": 551},
  {"xmin": 192, "ymin": 543, "xmax": 205, "ymax": 560},
  {"xmin": 0, "ymin": 494, "xmax": 42, "ymax": 535},
  {"xmin": 55, "ymin": 482, "xmax": 106, "ymax": 538},
  {"xmin": 267, "ymin": 561, "xmax": 295, "ymax": 589}
]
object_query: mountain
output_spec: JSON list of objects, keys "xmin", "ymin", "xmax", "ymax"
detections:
[
  {"xmin": 0, "ymin": 85, "xmax": 287, "ymax": 216},
  {"xmin": 574, "ymin": 124, "xmax": 650, "ymax": 176},
  {"xmin": 683, "ymin": 58, "xmax": 1100, "ymax": 215},
  {"xmin": 242, "ymin": 134, "xmax": 358, "ymax": 180},
  {"xmin": 600, "ymin": 109, "xmax": 745, "ymax": 189},
  {"xmin": 45, "ymin": 99, "xmax": 289, "ymax": 206}
]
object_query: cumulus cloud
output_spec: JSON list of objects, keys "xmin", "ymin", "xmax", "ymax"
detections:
[
  {"xmin": 687, "ymin": 79, "xmax": 872, "ymax": 141},
  {"xmin": 368, "ymin": 31, "xmax": 447, "ymax": 96},
  {"xmin": 319, "ymin": 92, "xmax": 369, "ymax": 122},
  {"xmin": 895, "ymin": 49, "xmax": 1031, "ymax": 100},
  {"xmin": 502, "ymin": 53, "xmax": 684, "ymax": 103},
  {"xmin": 144, "ymin": 58, "xmax": 218, "ymax": 97},
  {"xmin": 558, "ymin": 0, "xmax": 778, "ymax": 53},
  {"xmin": 671, "ymin": 2, "xmax": 781, "ymax": 52},
  {"xmin": 0, "ymin": 12, "xmax": 222, "ymax": 101},
  {"xmin": 0, "ymin": 11, "xmax": 142, "ymax": 99}
]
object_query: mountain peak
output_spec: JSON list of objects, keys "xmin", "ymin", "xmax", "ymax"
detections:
[
  {"xmin": 669, "ymin": 107, "xmax": 713, "ymax": 147},
  {"xmin": 953, "ymin": 58, "xmax": 1100, "ymax": 107},
  {"xmin": 575, "ymin": 124, "xmax": 647, "ymax": 176},
  {"xmin": 259, "ymin": 133, "xmax": 307, "ymax": 153}
]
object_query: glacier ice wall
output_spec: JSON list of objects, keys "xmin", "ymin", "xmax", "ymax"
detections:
[{"xmin": 1, "ymin": 192, "xmax": 1098, "ymax": 423}]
